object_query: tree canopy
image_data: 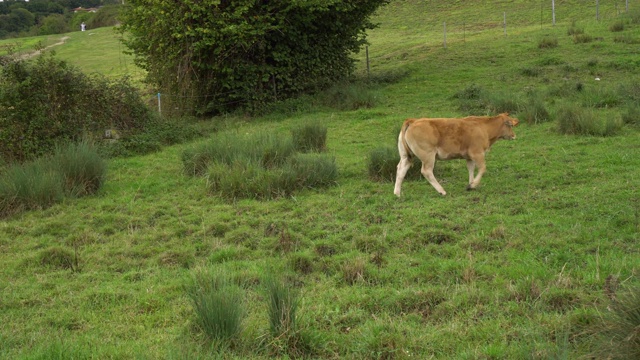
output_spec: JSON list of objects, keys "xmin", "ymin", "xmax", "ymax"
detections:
[{"xmin": 119, "ymin": 0, "xmax": 389, "ymax": 115}]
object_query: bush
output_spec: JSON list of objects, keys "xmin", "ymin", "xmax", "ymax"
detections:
[
  {"xmin": 0, "ymin": 56, "xmax": 153, "ymax": 162},
  {"xmin": 368, "ymin": 147, "xmax": 399, "ymax": 182},
  {"xmin": 186, "ymin": 270, "xmax": 244, "ymax": 342},
  {"xmin": 556, "ymin": 104, "xmax": 622, "ymax": 136},
  {"xmin": 291, "ymin": 122, "xmax": 327, "ymax": 153}
]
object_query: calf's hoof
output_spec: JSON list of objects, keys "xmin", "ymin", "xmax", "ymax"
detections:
[{"xmin": 466, "ymin": 185, "xmax": 476, "ymax": 191}]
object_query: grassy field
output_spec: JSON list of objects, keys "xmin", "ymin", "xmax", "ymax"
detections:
[{"xmin": 2, "ymin": 1, "xmax": 640, "ymax": 359}]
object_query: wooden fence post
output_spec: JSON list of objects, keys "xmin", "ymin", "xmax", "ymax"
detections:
[{"xmin": 443, "ymin": 21, "xmax": 447, "ymax": 49}]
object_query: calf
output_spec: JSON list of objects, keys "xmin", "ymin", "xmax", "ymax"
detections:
[{"xmin": 393, "ymin": 113, "xmax": 519, "ymax": 197}]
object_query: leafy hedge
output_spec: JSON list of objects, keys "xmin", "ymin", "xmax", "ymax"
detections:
[
  {"xmin": 119, "ymin": 0, "xmax": 389, "ymax": 115},
  {"xmin": 0, "ymin": 55, "xmax": 154, "ymax": 162}
]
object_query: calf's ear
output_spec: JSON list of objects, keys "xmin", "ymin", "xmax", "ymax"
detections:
[{"xmin": 505, "ymin": 119, "xmax": 519, "ymax": 127}]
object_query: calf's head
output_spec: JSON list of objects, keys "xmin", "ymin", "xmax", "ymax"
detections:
[{"xmin": 498, "ymin": 113, "xmax": 519, "ymax": 140}]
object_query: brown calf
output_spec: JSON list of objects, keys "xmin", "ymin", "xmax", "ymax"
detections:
[{"xmin": 393, "ymin": 113, "xmax": 519, "ymax": 197}]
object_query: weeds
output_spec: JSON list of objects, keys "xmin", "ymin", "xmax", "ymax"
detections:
[
  {"xmin": 609, "ymin": 20, "xmax": 625, "ymax": 32},
  {"xmin": 53, "ymin": 141, "xmax": 107, "ymax": 197},
  {"xmin": 573, "ymin": 34, "xmax": 593, "ymax": 44}
]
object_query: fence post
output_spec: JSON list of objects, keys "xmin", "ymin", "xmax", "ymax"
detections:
[
  {"xmin": 443, "ymin": 21, "xmax": 447, "ymax": 49},
  {"xmin": 596, "ymin": 0, "xmax": 599, "ymax": 21},
  {"xmin": 503, "ymin": 12, "xmax": 507, "ymax": 36},
  {"xmin": 157, "ymin": 92, "xmax": 161, "ymax": 115},
  {"xmin": 552, "ymin": 0, "xmax": 556, "ymax": 26},
  {"xmin": 366, "ymin": 45, "xmax": 370, "ymax": 79}
]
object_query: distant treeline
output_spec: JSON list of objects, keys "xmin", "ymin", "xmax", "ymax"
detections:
[{"xmin": 0, "ymin": 0, "xmax": 121, "ymax": 39}]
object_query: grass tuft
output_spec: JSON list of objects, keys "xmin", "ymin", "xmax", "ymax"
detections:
[
  {"xmin": 538, "ymin": 35, "xmax": 558, "ymax": 49},
  {"xmin": 556, "ymin": 103, "xmax": 622, "ymax": 136},
  {"xmin": 609, "ymin": 20, "xmax": 625, "ymax": 32},
  {"xmin": 186, "ymin": 269, "xmax": 244, "ymax": 342},
  {"xmin": 265, "ymin": 275, "xmax": 299, "ymax": 337},
  {"xmin": 0, "ymin": 160, "xmax": 64, "ymax": 218},
  {"xmin": 592, "ymin": 286, "xmax": 640, "ymax": 359},
  {"xmin": 52, "ymin": 141, "xmax": 107, "ymax": 197},
  {"xmin": 291, "ymin": 122, "xmax": 327, "ymax": 153}
]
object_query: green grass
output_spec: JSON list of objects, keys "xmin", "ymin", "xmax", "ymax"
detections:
[{"xmin": 1, "ymin": 1, "xmax": 640, "ymax": 359}]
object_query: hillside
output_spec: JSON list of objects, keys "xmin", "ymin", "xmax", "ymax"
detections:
[{"xmin": 1, "ymin": 1, "xmax": 639, "ymax": 359}]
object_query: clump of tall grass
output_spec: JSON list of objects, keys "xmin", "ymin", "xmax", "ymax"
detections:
[
  {"xmin": 367, "ymin": 146, "xmax": 421, "ymax": 182},
  {"xmin": 207, "ymin": 154, "xmax": 337, "ymax": 201},
  {"xmin": 185, "ymin": 269, "xmax": 244, "ymax": 342},
  {"xmin": 0, "ymin": 160, "xmax": 64, "ymax": 217},
  {"xmin": 613, "ymin": 35, "xmax": 640, "ymax": 44},
  {"xmin": 291, "ymin": 122, "xmax": 327, "ymax": 153},
  {"xmin": 556, "ymin": 104, "xmax": 622, "ymax": 136},
  {"xmin": 0, "ymin": 141, "xmax": 106, "ymax": 217},
  {"xmin": 591, "ymin": 286, "xmax": 640, "ymax": 359},
  {"xmin": 621, "ymin": 104, "xmax": 640, "ymax": 127},
  {"xmin": 567, "ymin": 21, "xmax": 584, "ymax": 36},
  {"xmin": 264, "ymin": 275, "xmax": 299, "ymax": 336},
  {"xmin": 573, "ymin": 33, "xmax": 593, "ymax": 44},
  {"xmin": 182, "ymin": 132, "xmax": 295, "ymax": 176},
  {"xmin": 520, "ymin": 92, "xmax": 551, "ymax": 124},
  {"xmin": 452, "ymin": 84, "xmax": 520, "ymax": 115},
  {"xmin": 609, "ymin": 20, "xmax": 625, "ymax": 32},
  {"xmin": 538, "ymin": 35, "xmax": 558, "ymax": 49},
  {"xmin": 52, "ymin": 141, "xmax": 107, "ymax": 197},
  {"xmin": 321, "ymin": 82, "xmax": 378, "ymax": 110}
]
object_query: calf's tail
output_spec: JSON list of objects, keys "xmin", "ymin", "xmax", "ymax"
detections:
[{"xmin": 399, "ymin": 119, "xmax": 415, "ymax": 160}]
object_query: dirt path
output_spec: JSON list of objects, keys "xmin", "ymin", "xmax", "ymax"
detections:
[{"xmin": 18, "ymin": 36, "xmax": 70, "ymax": 60}]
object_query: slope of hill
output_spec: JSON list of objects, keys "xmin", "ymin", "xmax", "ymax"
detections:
[{"xmin": 1, "ymin": 1, "xmax": 639, "ymax": 359}]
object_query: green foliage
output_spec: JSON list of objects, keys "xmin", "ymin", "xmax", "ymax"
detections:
[
  {"xmin": 0, "ymin": 56, "xmax": 153, "ymax": 162},
  {"xmin": 556, "ymin": 103, "xmax": 622, "ymax": 136},
  {"xmin": 291, "ymin": 122, "xmax": 327, "ymax": 153},
  {"xmin": 37, "ymin": 14, "xmax": 70, "ymax": 36},
  {"xmin": 37, "ymin": 246, "xmax": 77, "ymax": 271},
  {"xmin": 621, "ymin": 104, "xmax": 640, "ymax": 127},
  {"xmin": 320, "ymin": 82, "xmax": 380, "ymax": 111},
  {"xmin": 119, "ymin": 0, "xmax": 390, "ymax": 115},
  {"xmin": 186, "ymin": 269, "xmax": 244, "ymax": 342}
]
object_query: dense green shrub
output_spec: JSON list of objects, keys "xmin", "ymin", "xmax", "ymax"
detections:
[
  {"xmin": 0, "ymin": 56, "xmax": 153, "ymax": 162},
  {"xmin": 291, "ymin": 122, "xmax": 327, "ymax": 153},
  {"xmin": 119, "ymin": 0, "xmax": 389, "ymax": 115}
]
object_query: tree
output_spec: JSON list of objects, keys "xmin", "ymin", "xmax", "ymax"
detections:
[{"xmin": 119, "ymin": 0, "xmax": 389, "ymax": 115}]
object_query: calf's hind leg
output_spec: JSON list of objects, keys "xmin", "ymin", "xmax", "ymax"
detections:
[
  {"xmin": 393, "ymin": 156, "xmax": 412, "ymax": 197},
  {"xmin": 420, "ymin": 155, "xmax": 447, "ymax": 196}
]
